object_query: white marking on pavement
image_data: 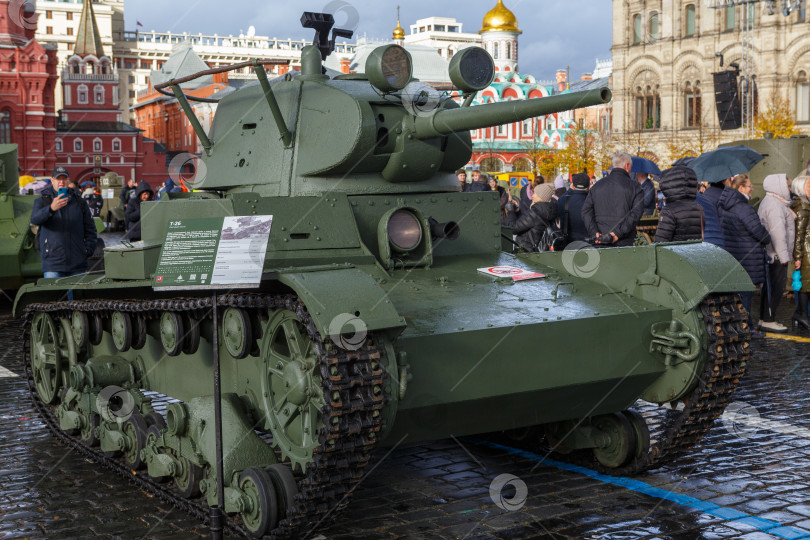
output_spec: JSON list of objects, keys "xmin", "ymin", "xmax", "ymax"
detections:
[
  {"xmin": 722, "ymin": 411, "xmax": 810, "ymax": 440},
  {"xmin": 0, "ymin": 365, "xmax": 18, "ymax": 378}
]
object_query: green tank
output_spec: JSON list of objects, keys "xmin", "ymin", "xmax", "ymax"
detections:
[
  {"xmin": 0, "ymin": 144, "xmax": 43, "ymax": 292},
  {"xmin": 722, "ymin": 134, "xmax": 810, "ymax": 204},
  {"xmin": 14, "ymin": 13, "xmax": 753, "ymax": 539}
]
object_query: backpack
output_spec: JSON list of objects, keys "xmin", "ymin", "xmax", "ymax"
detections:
[{"xmin": 536, "ymin": 197, "xmax": 569, "ymax": 252}]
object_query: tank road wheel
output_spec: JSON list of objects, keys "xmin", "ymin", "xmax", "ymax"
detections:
[
  {"xmin": 182, "ymin": 315, "xmax": 201, "ymax": 355},
  {"xmin": 30, "ymin": 313, "xmax": 63, "ymax": 404},
  {"xmin": 111, "ymin": 311, "xmax": 132, "ymax": 352},
  {"xmin": 71, "ymin": 311, "xmax": 89, "ymax": 348},
  {"xmin": 122, "ymin": 413, "xmax": 148, "ymax": 470},
  {"xmin": 144, "ymin": 424, "xmax": 170, "ymax": 483},
  {"xmin": 622, "ymin": 410, "xmax": 650, "ymax": 462},
  {"xmin": 160, "ymin": 312, "xmax": 185, "ymax": 357},
  {"xmin": 172, "ymin": 453, "xmax": 204, "ymax": 498},
  {"xmin": 266, "ymin": 463, "xmax": 299, "ymax": 518},
  {"xmin": 88, "ymin": 314, "xmax": 103, "ymax": 346},
  {"xmin": 238, "ymin": 467, "xmax": 279, "ymax": 538},
  {"xmin": 261, "ymin": 309, "xmax": 325, "ymax": 470},
  {"xmin": 131, "ymin": 316, "xmax": 148, "ymax": 350},
  {"xmin": 223, "ymin": 308, "xmax": 252, "ymax": 359},
  {"xmin": 56, "ymin": 317, "xmax": 78, "ymax": 386},
  {"xmin": 144, "ymin": 411, "xmax": 167, "ymax": 430},
  {"xmin": 592, "ymin": 412, "xmax": 636, "ymax": 469}
]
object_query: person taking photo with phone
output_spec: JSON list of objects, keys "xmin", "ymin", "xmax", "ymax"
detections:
[{"xmin": 30, "ymin": 166, "xmax": 98, "ymax": 278}]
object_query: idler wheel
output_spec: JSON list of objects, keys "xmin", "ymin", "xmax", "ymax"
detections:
[
  {"xmin": 592, "ymin": 412, "xmax": 636, "ymax": 468},
  {"xmin": 71, "ymin": 311, "xmax": 88, "ymax": 348},
  {"xmin": 111, "ymin": 311, "xmax": 133, "ymax": 352},
  {"xmin": 30, "ymin": 312, "xmax": 62, "ymax": 404},
  {"xmin": 182, "ymin": 314, "xmax": 201, "ymax": 355},
  {"xmin": 260, "ymin": 309, "xmax": 325, "ymax": 471},
  {"xmin": 173, "ymin": 453, "xmax": 204, "ymax": 498},
  {"xmin": 160, "ymin": 312, "xmax": 185, "ymax": 357},
  {"xmin": 223, "ymin": 308, "xmax": 252, "ymax": 359},
  {"xmin": 131, "ymin": 316, "xmax": 148, "ymax": 350},
  {"xmin": 122, "ymin": 413, "xmax": 148, "ymax": 470},
  {"xmin": 622, "ymin": 410, "xmax": 651, "ymax": 463},
  {"xmin": 144, "ymin": 411, "xmax": 167, "ymax": 430},
  {"xmin": 238, "ymin": 467, "xmax": 278, "ymax": 538},
  {"xmin": 88, "ymin": 314, "xmax": 103, "ymax": 346},
  {"xmin": 266, "ymin": 463, "xmax": 299, "ymax": 518}
]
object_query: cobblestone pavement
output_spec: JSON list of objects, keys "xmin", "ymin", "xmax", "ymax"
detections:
[{"xmin": 1, "ymin": 295, "xmax": 809, "ymax": 539}]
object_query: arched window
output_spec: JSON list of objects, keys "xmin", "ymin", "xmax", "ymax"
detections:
[
  {"xmin": 506, "ymin": 42, "xmax": 511, "ymax": 60},
  {"xmin": 635, "ymin": 85, "xmax": 661, "ymax": 130},
  {"xmin": 0, "ymin": 110, "xmax": 11, "ymax": 144},
  {"xmin": 77, "ymin": 84, "xmax": 88, "ymax": 104},
  {"xmin": 493, "ymin": 42, "xmax": 499, "ymax": 59},
  {"xmin": 94, "ymin": 85, "xmax": 104, "ymax": 104},
  {"xmin": 685, "ymin": 4, "xmax": 696, "ymax": 36},
  {"xmin": 797, "ymin": 71, "xmax": 809, "ymax": 122},
  {"xmin": 513, "ymin": 157, "xmax": 531, "ymax": 172},
  {"xmin": 74, "ymin": 139, "xmax": 83, "ymax": 152},
  {"xmin": 649, "ymin": 12, "xmax": 660, "ymax": 40},
  {"xmin": 480, "ymin": 157, "xmax": 504, "ymax": 173},
  {"xmin": 633, "ymin": 14, "xmax": 642, "ymax": 42},
  {"xmin": 93, "ymin": 138, "xmax": 102, "ymax": 152},
  {"xmin": 55, "ymin": 138, "xmax": 62, "ymax": 152},
  {"xmin": 685, "ymin": 81, "xmax": 702, "ymax": 127},
  {"xmin": 112, "ymin": 138, "xmax": 121, "ymax": 152}
]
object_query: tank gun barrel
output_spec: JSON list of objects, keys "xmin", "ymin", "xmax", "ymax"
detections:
[{"xmin": 413, "ymin": 88, "xmax": 611, "ymax": 140}]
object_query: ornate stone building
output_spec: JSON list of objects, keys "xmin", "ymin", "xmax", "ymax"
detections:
[{"xmin": 611, "ymin": 0, "xmax": 810, "ymax": 161}]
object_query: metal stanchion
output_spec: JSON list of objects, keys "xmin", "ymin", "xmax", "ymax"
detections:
[{"xmin": 210, "ymin": 293, "xmax": 225, "ymax": 540}]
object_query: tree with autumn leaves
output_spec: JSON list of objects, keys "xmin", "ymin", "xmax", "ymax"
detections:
[{"xmin": 754, "ymin": 92, "xmax": 800, "ymax": 139}]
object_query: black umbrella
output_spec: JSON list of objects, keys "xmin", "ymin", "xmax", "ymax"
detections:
[
  {"xmin": 687, "ymin": 145, "xmax": 764, "ymax": 184},
  {"xmin": 631, "ymin": 156, "xmax": 661, "ymax": 175}
]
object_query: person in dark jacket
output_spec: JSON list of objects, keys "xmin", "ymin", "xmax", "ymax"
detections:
[
  {"xmin": 487, "ymin": 175, "xmax": 514, "ymax": 226},
  {"xmin": 696, "ymin": 193, "xmax": 724, "ymax": 248},
  {"xmin": 519, "ymin": 174, "xmax": 543, "ymax": 215},
  {"xmin": 654, "ymin": 166, "xmax": 704, "ymax": 243},
  {"xmin": 582, "ymin": 151, "xmax": 644, "ymax": 247},
  {"xmin": 30, "ymin": 166, "xmax": 97, "ymax": 277},
  {"xmin": 126, "ymin": 181, "xmax": 154, "ymax": 242},
  {"xmin": 719, "ymin": 174, "xmax": 771, "ymax": 336},
  {"xmin": 467, "ymin": 169, "xmax": 488, "ymax": 192},
  {"xmin": 513, "ymin": 183, "xmax": 557, "ymax": 251},
  {"xmin": 636, "ymin": 172, "xmax": 657, "ymax": 215},
  {"xmin": 158, "ymin": 177, "xmax": 183, "ymax": 200},
  {"xmin": 556, "ymin": 172, "xmax": 590, "ymax": 244},
  {"xmin": 456, "ymin": 169, "xmax": 468, "ymax": 192}
]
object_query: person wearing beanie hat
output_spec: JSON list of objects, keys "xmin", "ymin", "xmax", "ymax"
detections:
[
  {"xmin": 553, "ymin": 174, "xmax": 567, "ymax": 199},
  {"xmin": 556, "ymin": 172, "xmax": 592, "ymax": 245},
  {"xmin": 513, "ymin": 183, "xmax": 558, "ymax": 251}
]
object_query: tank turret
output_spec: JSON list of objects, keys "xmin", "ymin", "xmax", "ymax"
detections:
[{"xmin": 162, "ymin": 22, "xmax": 609, "ymax": 194}]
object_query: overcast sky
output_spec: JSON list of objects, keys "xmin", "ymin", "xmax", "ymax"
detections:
[{"xmin": 124, "ymin": 0, "xmax": 613, "ymax": 81}]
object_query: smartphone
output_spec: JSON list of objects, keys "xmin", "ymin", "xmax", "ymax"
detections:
[{"xmin": 57, "ymin": 187, "xmax": 68, "ymax": 198}]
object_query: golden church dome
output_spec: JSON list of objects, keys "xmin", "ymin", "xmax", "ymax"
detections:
[
  {"xmin": 393, "ymin": 19, "xmax": 405, "ymax": 40},
  {"xmin": 480, "ymin": 0, "xmax": 522, "ymax": 34}
]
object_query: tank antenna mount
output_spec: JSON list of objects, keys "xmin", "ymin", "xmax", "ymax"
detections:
[{"xmin": 301, "ymin": 12, "xmax": 353, "ymax": 60}]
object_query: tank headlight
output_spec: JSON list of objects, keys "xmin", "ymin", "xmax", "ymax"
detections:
[
  {"xmin": 387, "ymin": 210, "xmax": 422, "ymax": 252},
  {"xmin": 448, "ymin": 47, "xmax": 495, "ymax": 93},
  {"xmin": 366, "ymin": 44, "xmax": 412, "ymax": 93}
]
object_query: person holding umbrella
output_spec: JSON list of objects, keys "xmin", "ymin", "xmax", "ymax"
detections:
[{"xmin": 719, "ymin": 174, "xmax": 771, "ymax": 338}]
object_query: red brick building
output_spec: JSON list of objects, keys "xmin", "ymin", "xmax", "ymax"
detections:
[
  {"xmin": 0, "ymin": 0, "xmax": 59, "ymax": 176},
  {"xmin": 55, "ymin": 0, "xmax": 166, "ymax": 186}
]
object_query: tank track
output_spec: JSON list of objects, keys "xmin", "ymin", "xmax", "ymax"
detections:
[
  {"xmin": 22, "ymin": 293, "xmax": 387, "ymax": 539},
  {"xmin": 539, "ymin": 293, "xmax": 750, "ymax": 476}
]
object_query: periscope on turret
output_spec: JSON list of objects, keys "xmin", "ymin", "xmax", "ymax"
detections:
[{"xmin": 12, "ymin": 10, "xmax": 754, "ymax": 540}]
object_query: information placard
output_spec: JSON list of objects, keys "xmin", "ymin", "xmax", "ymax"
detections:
[{"xmin": 153, "ymin": 215, "xmax": 273, "ymax": 290}]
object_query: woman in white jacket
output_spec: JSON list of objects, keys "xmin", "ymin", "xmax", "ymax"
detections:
[{"xmin": 758, "ymin": 173, "xmax": 795, "ymax": 332}]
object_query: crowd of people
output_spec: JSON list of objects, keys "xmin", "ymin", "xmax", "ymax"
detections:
[{"xmin": 461, "ymin": 150, "xmax": 810, "ymax": 338}]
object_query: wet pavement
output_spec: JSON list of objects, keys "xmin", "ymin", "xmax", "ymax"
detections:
[{"xmin": 0, "ymin": 294, "xmax": 809, "ymax": 539}]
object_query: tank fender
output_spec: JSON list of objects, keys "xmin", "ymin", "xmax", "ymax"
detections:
[{"xmin": 278, "ymin": 267, "xmax": 406, "ymax": 339}]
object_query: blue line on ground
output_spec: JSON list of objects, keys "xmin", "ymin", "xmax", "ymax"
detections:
[{"xmin": 470, "ymin": 439, "xmax": 810, "ymax": 540}]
